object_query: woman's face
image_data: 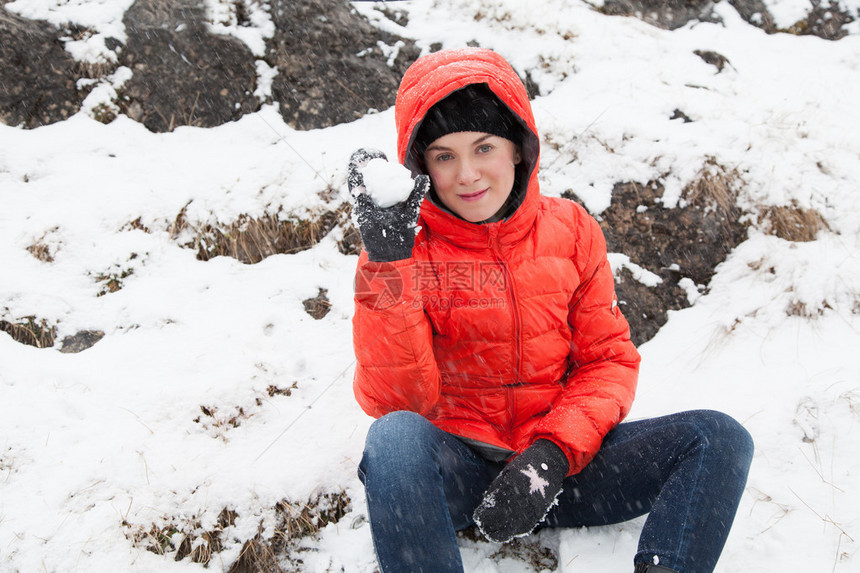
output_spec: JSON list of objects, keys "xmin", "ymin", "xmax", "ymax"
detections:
[{"xmin": 423, "ymin": 132, "xmax": 522, "ymax": 223}]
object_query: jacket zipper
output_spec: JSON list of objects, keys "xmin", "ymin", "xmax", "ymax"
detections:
[{"xmin": 489, "ymin": 225, "xmax": 522, "ymax": 440}]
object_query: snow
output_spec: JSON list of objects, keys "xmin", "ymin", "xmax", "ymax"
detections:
[
  {"xmin": 2, "ymin": 0, "xmax": 860, "ymax": 572},
  {"xmin": 360, "ymin": 157, "xmax": 415, "ymax": 208}
]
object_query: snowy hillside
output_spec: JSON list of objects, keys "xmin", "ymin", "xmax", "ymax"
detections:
[{"xmin": 1, "ymin": 0, "xmax": 859, "ymax": 571}]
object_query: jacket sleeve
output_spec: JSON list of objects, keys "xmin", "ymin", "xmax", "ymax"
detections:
[
  {"xmin": 352, "ymin": 251, "xmax": 442, "ymax": 417},
  {"xmin": 532, "ymin": 208, "xmax": 640, "ymax": 475}
]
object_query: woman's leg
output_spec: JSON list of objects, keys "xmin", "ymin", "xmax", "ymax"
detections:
[
  {"xmin": 543, "ymin": 410, "xmax": 754, "ymax": 573},
  {"xmin": 358, "ymin": 411, "xmax": 497, "ymax": 573}
]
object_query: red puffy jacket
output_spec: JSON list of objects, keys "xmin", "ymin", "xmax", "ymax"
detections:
[{"xmin": 353, "ymin": 48, "xmax": 640, "ymax": 475}]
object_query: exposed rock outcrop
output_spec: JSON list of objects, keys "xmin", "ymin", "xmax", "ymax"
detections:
[
  {"xmin": 0, "ymin": 9, "xmax": 82, "ymax": 127},
  {"xmin": 118, "ymin": 0, "xmax": 259, "ymax": 132},
  {"xmin": 266, "ymin": 0, "xmax": 420, "ymax": 130}
]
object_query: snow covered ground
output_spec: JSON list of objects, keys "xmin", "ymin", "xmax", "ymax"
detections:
[{"xmin": 1, "ymin": 0, "xmax": 859, "ymax": 571}]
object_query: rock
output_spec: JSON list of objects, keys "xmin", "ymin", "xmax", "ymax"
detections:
[
  {"xmin": 0, "ymin": 8, "xmax": 82, "ymax": 128},
  {"xmin": 267, "ymin": 0, "xmax": 420, "ymax": 130},
  {"xmin": 119, "ymin": 0, "xmax": 259, "ymax": 132},
  {"xmin": 726, "ymin": 0, "xmax": 777, "ymax": 33},
  {"xmin": 693, "ymin": 50, "xmax": 731, "ymax": 73},
  {"xmin": 783, "ymin": 0, "xmax": 855, "ymax": 40},
  {"xmin": 598, "ymin": 0, "xmax": 721, "ymax": 31},
  {"xmin": 567, "ymin": 166, "xmax": 749, "ymax": 346},
  {"xmin": 597, "ymin": 0, "xmax": 854, "ymax": 40},
  {"xmin": 60, "ymin": 330, "xmax": 106, "ymax": 353}
]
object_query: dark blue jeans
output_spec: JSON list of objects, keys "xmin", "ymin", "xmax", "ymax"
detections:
[{"xmin": 358, "ymin": 409, "xmax": 753, "ymax": 573}]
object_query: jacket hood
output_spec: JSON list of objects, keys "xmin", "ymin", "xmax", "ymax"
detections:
[{"xmin": 395, "ymin": 48, "xmax": 541, "ymax": 246}]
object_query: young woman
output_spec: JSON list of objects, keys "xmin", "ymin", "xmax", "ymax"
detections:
[{"xmin": 348, "ymin": 48, "xmax": 753, "ymax": 573}]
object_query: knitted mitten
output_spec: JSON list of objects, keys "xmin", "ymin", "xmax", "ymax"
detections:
[
  {"xmin": 347, "ymin": 148, "xmax": 429, "ymax": 262},
  {"xmin": 473, "ymin": 439, "xmax": 569, "ymax": 542}
]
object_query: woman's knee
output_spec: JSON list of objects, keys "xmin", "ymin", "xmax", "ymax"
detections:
[
  {"xmin": 360, "ymin": 411, "xmax": 440, "ymax": 480},
  {"xmin": 365, "ymin": 411, "xmax": 435, "ymax": 449},
  {"xmin": 690, "ymin": 409, "xmax": 754, "ymax": 466}
]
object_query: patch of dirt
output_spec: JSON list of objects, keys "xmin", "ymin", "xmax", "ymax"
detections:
[
  {"xmin": 597, "ymin": 0, "xmax": 721, "ymax": 30},
  {"xmin": 119, "ymin": 0, "xmax": 260, "ymax": 132},
  {"xmin": 0, "ymin": 8, "xmax": 82, "ymax": 127},
  {"xmin": 303, "ymin": 288, "xmax": 332, "ymax": 320},
  {"xmin": 567, "ymin": 161, "xmax": 750, "ymax": 346},
  {"xmin": 595, "ymin": 0, "xmax": 854, "ymax": 39},
  {"xmin": 267, "ymin": 0, "xmax": 421, "ymax": 130}
]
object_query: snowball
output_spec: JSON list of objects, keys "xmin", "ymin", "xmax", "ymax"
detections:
[{"xmin": 360, "ymin": 158, "xmax": 415, "ymax": 208}]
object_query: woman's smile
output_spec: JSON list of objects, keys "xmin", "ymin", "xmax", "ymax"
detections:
[{"xmin": 458, "ymin": 188, "xmax": 488, "ymax": 202}]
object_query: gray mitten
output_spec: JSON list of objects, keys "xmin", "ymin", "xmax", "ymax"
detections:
[{"xmin": 347, "ymin": 148, "xmax": 429, "ymax": 262}]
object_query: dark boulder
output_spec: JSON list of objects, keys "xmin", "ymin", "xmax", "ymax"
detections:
[
  {"xmin": 267, "ymin": 0, "xmax": 420, "ymax": 130},
  {"xmin": 119, "ymin": 0, "xmax": 259, "ymax": 132},
  {"xmin": 566, "ymin": 164, "xmax": 750, "ymax": 346},
  {"xmin": 60, "ymin": 330, "xmax": 106, "ymax": 353},
  {"xmin": 784, "ymin": 0, "xmax": 856, "ymax": 40},
  {"xmin": 597, "ymin": 0, "xmax": 854, "ymax": 40},
  {"xmin": 0, "ymin": 8, "xmax": 82, "ymax": 128}
]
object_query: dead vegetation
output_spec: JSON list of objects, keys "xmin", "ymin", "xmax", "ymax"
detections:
[
  {"xmin": 458, "ymin": 525, "xmax": 559, "ymax": 570},
  {"xmin": 786, "ymin": 298, "xmax": 833, "ymax": 319},
  {"xmin": 125, "ymin": 491, "xmax": 350, "ymax": 571},
  {"xmin": 26, "ymin": 240, "xmax": 55, "ymax": 263},
  {"xmin": 302, "ymin": 288, "xmax": 332, "ymax": 320},
  {"xmin": 125, "ymin": 506, "xmax": 237, "ymax": 565},
  {"xmin": 26, "ymin": 227, "xmax": 61, "ymax": 263},
  {"xmin": 167, "ymin": 204, "xmax": 353, "ymax": 263},
  {"xmin": 758, "ymin": 202, "xmax": 830, "ymax": 242},
  {"xmin": 95, "ymin": 267, "xmax": 134, "ymax": 296},
  {"xmin": 264, "ymin": 382, "xmax": 298, "ymax": 399},
  {"xmin": 194, "ymin": 404, "xmax": 249, "ymax": 434},
  {"xmin": 576, "ymin": 158, "xmax": 748, "ymax": 345},
  {"xmin": 196, "ymin": 382, "xmax": 300, "ymax": 439},
  {"xmin": 683, "ymin": 157, "xmax": 743, "ymax": 218},
  {"xmin": 0, "ymin": 316, "xmax": 56, "ymax": 348}
]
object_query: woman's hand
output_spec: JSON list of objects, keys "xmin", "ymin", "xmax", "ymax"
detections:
[
  {"xmin": 348, "ymin": 148, "xmax": 429, "ymax": 262},
  {"xmin": 473, "ymin": 439, "xmax": 569, "ymax": 542}
]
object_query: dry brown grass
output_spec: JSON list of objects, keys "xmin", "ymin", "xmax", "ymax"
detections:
[
  {"xmin": 125, "ymin": 507, "xmax": 235, "ymax": 566},
  {"xmin": 26, "ymin": 241, "xmax": 55, "ymax": 263},
  {"xmin": 27, "ymin": 228, "xmax": 60, "ymax": 262},
  {"xmin": 683, "ymin": 158, "xmax": 742, "ymax": 218},
  {"xmin": 265, "ymin": 382, "xmax": 297, "ymax": 398},
  {"xmin": 338, "ymin": 216, "xmax": 362, "ymax": 256},
  {"xmin": 228, "ymin": 536, "xmax": 284, "ymax": 573},
  {"xmin": 458, "ymin": 525, "xmax": 559, "ymax": 569},
  {"xmin": 122, "ymin": 217, "xmax": 151, "ymax": 233},
  {"xmin": 786, "ymin": 298, "xmax": 832, "ymax": 319},
  {"xmin": 124, "ymin": 492, "xmax": 350, "ymax": 570},
  {"xmin": 759, "ymin": 203, "xmax": 830, "ymax": 242},
  {"xmin": 169, "ymin": 205, "xmax": 351, "ymax": 264},
  {"xmin": 0, "ymin": 316, "xmax": 56, "ymax": 348},
  {"xmin": 231, "ymin": 491, "xmax": 350, "ymax": 571}
]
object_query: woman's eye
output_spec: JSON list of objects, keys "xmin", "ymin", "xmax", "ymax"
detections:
[
  {"xmin": 434, "ymin": 153, "xmax": 453, "ymax": 162},
  {"xmin": 477, "ymin": 144, "xmax": 493, "ymax": 153}
]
